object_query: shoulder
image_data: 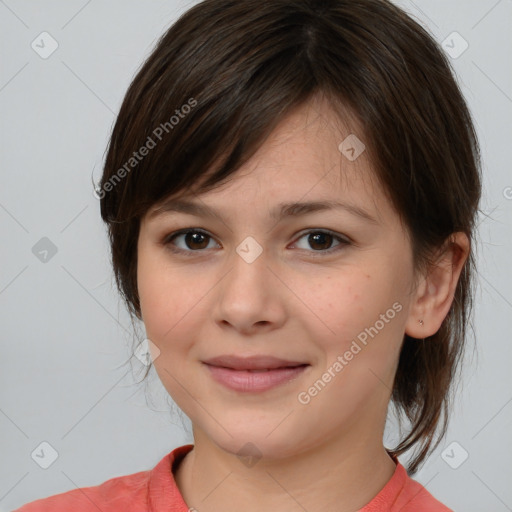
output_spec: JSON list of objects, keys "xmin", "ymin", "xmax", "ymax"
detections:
[
  {"xmin": 360, "ymin": 458, "xmax": 453, "ymax": 512},
  {"xmin": 13, "ymin": 445, "xmax": 194, "ymax": 512},
  {"xmin": 13, "ymin": 468, "xmax": 152, "ymax": 512},
  {"xmin": 393, "ymin": 469, "xmax": 453, "ymax": 512}
]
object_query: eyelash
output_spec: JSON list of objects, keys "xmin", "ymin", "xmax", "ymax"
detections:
[{"xmin": 162, "ymin": 228, "xmax": 351, "ymax": 257}]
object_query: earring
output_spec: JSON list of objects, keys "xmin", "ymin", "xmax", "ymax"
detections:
[{"xmin": 418, "ymin": 319, "xmax": 424, "ymax": 326}]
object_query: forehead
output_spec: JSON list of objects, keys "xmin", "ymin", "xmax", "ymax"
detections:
[
  {"xmin": 249, "ymin": 98, "xmax": 368, "ymax": 178},
  {"xmin": 195, "ymin": 97, "xmax": 380, "ymax": 207},
  {"xmin": 147, "ymin": 95, "xmax": 387, "ymax": 223}
]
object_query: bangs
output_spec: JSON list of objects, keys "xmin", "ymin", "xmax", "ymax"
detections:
[{"xmin": 99, "ymin": 2, "xmax": 372, "ymax": 223}]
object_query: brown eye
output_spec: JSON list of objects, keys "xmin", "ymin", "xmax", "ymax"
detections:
[
  {"xmin": 182, "ymin": 231, "xmax": 210, "ymax": 250},
  {"xmin": 293, "ymin": 230, "xmax": 350, "ymax": 256},
  {"xmin": 164, "ymin": 229, "xmax": 219, "ymax": 255},
  {"xmin": 164, "ymin": 228, "xmax": 349, "ymax": 258},
  {"xmin": 308, "ymin": 232, "xmax": 334, "ymax": 251}
]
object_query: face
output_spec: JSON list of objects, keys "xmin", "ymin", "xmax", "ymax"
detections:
[{"xmin": 137, "ymin": 96, "xmax": 419, "ymax": 460}]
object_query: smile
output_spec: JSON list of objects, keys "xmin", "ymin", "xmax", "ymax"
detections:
[{"xmin": 203, "ymin": 363, "xmax": 310, "ymax": 392}]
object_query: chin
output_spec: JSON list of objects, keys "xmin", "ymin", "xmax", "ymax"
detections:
[{"xmin": 206, "ymin": 424, "xmax": 309, "ymax": 463}]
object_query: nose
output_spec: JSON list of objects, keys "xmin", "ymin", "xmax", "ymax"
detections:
[{"xmin": 213, "ymin": 243, "xmax": 287, "ymax": 335}]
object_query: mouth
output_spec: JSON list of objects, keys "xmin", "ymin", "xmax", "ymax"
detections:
[
  {"xmin": 202, "ymin": 355, "xmax": 310, "ymax": 392},
  {"xmin": 227, "ymin": 367, "xmax": 307, "ymax": 372},
  {"xmin": 202, "ymin": 354, "xmax": 309, "ymax": 371}
]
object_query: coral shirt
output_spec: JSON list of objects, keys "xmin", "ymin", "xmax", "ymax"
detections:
[{"xmin": 15, "ymin": 444, "xmax": 452, "ymax": 511}]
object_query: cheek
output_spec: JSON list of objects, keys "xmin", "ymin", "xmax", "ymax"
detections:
[
  {"xmin": 139, "ymin": 271, "xmax": 195, "ymax": 344},
  {"xmin": 295, "ymin": 270, "xmax": 383, "ymax": 345},
  {"xmin": 136, "ymin": 246, "xmax": 219, "ymax": 379},
  {"xmin": 137, "ymin": 246, "xmax": 192, "ymax": 347},
  {"xmin": 137, "ymin": 256, "xmax": 201, "ymax": 402},
  {"xmin": 298, "ymin": 265, "xmax": 408, "ymax": 368},
  {"xmin": 293, "ymin": 270, "xmax": 407, "ymax": 420}
]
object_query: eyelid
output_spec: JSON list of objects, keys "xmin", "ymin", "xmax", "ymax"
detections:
[
  {"xmin": 163, "ymin": 228, "xmax": 219, "ymax": 256},
  {"xmin": 290, "ymin": 229, "xmax": 351, "ymax": 256},
  {"xmin": 163, "ymin": 227, "xmax": 351, "ymax": 256},
  {"xmin": 293, "ymin": 228, "xmax": 352, "ymax": 245}
]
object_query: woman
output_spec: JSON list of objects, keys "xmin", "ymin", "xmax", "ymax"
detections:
[{"xmin": 17, "ymin": 0, "xmax": 481, "ymax": 510}]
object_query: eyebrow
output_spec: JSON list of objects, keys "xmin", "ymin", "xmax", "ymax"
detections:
[{"xmin": 149, "ymin": 198, "xmax": 378, "ymax": 224}]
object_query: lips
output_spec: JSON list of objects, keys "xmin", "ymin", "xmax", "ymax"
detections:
[
  {"xmin": 203, "ymin": 362, "xmax": 309, "ymax": 393},
  {"xmin": 202, "ymin": 354, "xmax": 309, "ymax": 371}
]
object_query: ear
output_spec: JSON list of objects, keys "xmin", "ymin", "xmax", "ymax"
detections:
[{"xmin": 405, "ymin": 232, "xmax": 470, "ymax": 339}]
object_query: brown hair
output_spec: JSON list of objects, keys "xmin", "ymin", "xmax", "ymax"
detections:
[{"xmin": 98, "ymin": 0, "xmax": 481, "ymax": 474}]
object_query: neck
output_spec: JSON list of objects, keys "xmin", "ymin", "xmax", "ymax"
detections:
[{"xmin": 174, "ymin": 428, "xmax": 396, "ymax": 512}]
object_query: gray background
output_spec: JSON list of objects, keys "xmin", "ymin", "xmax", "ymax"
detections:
[{"xmin": 1, "ymin": 1, "xmax": 511, "ymax": 510}]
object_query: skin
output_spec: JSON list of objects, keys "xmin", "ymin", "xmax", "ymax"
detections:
[{"xmin": 137, "ymin": 95, "xmax": 469, "ymax": 512}]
